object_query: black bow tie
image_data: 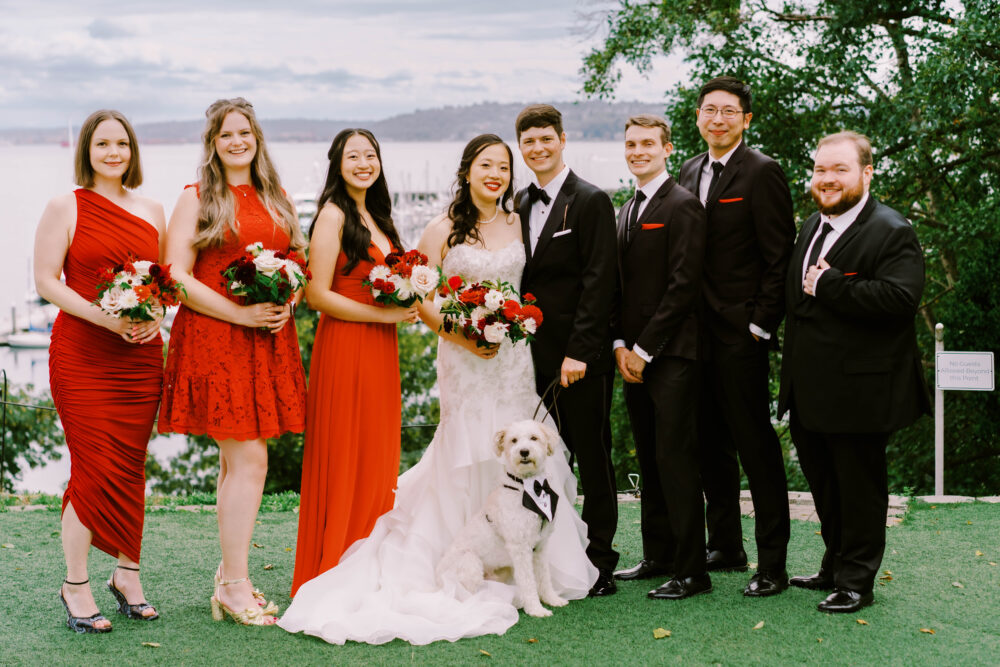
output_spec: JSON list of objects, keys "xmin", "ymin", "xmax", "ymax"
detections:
[
  {"xmin": 534, "ymin": 478, "xmax": 554, "ymax": 497},
  {"xmin": 527, "ymin": 183, "xmax": 551, "ymax": 205}
]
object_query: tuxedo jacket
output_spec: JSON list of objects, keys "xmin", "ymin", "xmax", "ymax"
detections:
[
  {"xmin": 679, "ymin": 142, "xmax": 795, "ymax": 343},
  {"xmin": 777, "ymin": 196, "xmax": 932, "ymax": 434},
  {"xmin": 518, "ymin": 170, "xmax": 617, "ymax": 378},
  {"xmin": 613, "ymin": 175, "xmax": 706, "ymax": 360}
]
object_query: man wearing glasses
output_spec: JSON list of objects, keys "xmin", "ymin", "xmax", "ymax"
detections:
[{"xmin": 678, "ymin": 76, "xmax": 796, "ymax": 598}]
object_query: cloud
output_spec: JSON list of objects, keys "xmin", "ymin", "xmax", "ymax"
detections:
[{"xmin": 87, "ymin": 19, "xmax": 133, "ymax": 39}]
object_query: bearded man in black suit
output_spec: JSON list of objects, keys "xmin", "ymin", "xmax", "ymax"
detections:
[
  {"xmin": 779, "ymin": 131, "xmax": 930, "ymax": 613},
  {"xmin": 678, "ymin": 76, "xmax": 796, "ymax": 597}
]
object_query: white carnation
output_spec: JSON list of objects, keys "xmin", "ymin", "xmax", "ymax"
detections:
[
  {"xmin": 132, "ymin": 260, "xmax": 152, "ymax": 277},
  {"xmin": 368, "ymin": 265, "xmax": 392, "ymax": 282},
  {"xmin": 522, "ymin": 317, "xmax": 537, "ymax": 335},
  {"xmin": 484, "ymin": 289, "xmax": 505, "ymax": 312},
  {"xmin": 386, "ymin": 274, "xmax": 411, "ymax": 301},
  {"xmin": 409, "ymin": 265, "xmax": 439, "ymax": 297},
  {"xmin": 284, "ymin": 260, "xmax": 301, "ymax": 290},
  {"xmin": 483, "ymin": 321, "xmax": 509, "ymax": 344},
  {"xmin": 99, "ymin": 286, "xmax": 125, "ymax": 315},
  {"xmin": 118, "ymin": 288, "xmax": 139, "ymax": 310},
  {"xmin": 469, "ymin": 306, "xmax": 489, "ymax": 329},
  {"xmin": 252, "ymin": 249, "xmax": 285, "ymax": 276}
]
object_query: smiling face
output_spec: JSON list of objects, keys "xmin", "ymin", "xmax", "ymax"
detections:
[
  {"xmin": 340, "ymin": 133, "xmax": 381, "ymax": 194},
  {"xmin": 625, "ymin": 125, "xmax": 671, "ymax": 187},
  {"xmin": 467, "ymin": 142, "xmax": 511, "ymax": 206},
  {"xmin": 214, "ymin": 111, "xmax": 257, "ymax": 173},
  {"xmin": 89, "ymin": 119, "xmax": 131, "ymax": 184},
  {"xmin": 811, "ymin": 140, "xmax": 872, "ymax": 216},
  {"xmin": 517, "ymin": 125, "xmax": 566, "ymax": 185},
  {"xmin": 696, "ymin": 90, "xmax": 751, "ymax": 159}
]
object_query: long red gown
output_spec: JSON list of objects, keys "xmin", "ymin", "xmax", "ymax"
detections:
[
  {"xmin": 158, "ymin": 184, "xmax": 306, "ymax": 440},
  {"xmin": 290, "ymin": 243, "xmax": 402, "ymax": 596},
  {"xmin": 48, "ymin": 189, "xmax": 164, "ymax": 563}
]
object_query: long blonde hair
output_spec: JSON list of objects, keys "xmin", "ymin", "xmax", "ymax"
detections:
[{"xmin": 193, "ymin": 98, "xmax": 305, "ymax": 251}]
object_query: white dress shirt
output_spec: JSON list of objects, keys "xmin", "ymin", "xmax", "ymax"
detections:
[
  {"xmin": 698, "ymin": 141, "xmax": 741, "ymax": 204},
  {"xmin": 528, "ymin": 164, "xmax": 570, "ymax": 252},
  {"xmin": 803, "ymin": 192, "xmax": 869, "ymax": 296}
]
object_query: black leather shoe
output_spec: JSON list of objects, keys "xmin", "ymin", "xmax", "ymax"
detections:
[
  {"xmin": 647, "ymin": 574, "xmax": 712, "ymax": 600},
  {"xmin": 743, "ymin": 569, "xmax": 789, "ymax": 597},
  {"xmin": 705, "ymin": 549, "xmax": 748, "ymax": 572},
  {"xmin": 613, "ymin": 559, "xmax": 673, "ymax": 581},
  {"xmin": 588, "ymin": 569, "xmax": 617, "ymax": 597},
  {"xmin": 789, "ymin": 571, "xmax": 834, "ymax": 591},
  {"xmin": 817, "ymin": 588, "xmax": 873, "ymax": 613}
]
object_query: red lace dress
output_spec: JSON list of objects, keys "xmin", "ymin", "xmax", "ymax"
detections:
[
  {"xmin": 49, "ymin": 189, "xmax": 164, "ymax": 562},
  {"xmin": 290, "ymin": 243, "xmax": 402, "ymax": 596},
  {"xmin": 158, "ymin": 184, "xmax": 306, "ymax": 440}
]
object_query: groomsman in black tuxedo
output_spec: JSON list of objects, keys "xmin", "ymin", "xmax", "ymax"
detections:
[
  {"xmin": 779, "ymin": 131, "xmax": 930, "ymax": 613},
  {"xmin": 611, "ymin": 115, "xmax": 710, "ymax": 599},
  {"xmin": 515, "ymin": 104, "xmax": 620, "ymax": 597},
  {"xmin": 678, "ymin": 76, "xmax": 796, "ymax": 597}
]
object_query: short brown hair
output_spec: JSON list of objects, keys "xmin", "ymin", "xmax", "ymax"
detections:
[
  {"xmin": 817, "ymin": 131, "xmax": 873, "ymax": 168},
  {"xmin": 74, "ymin": 110, "xmax": 143, "ymax": 189},
  {"xmin": 515, "ymin": 104, "xmax": 563, "ymax": 139},
  {"xmin": 625, "ymin": 114, "xmax": 671, "ymax": 145}
]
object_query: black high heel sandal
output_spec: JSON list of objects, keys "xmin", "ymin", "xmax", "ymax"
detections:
[
  {"xmin": 107, "ymin": 565, "xmax": 159, "ymax": 620},
  {"xmin": 59, "ymin": 579, "xmax": 113, "ymax": 634}
]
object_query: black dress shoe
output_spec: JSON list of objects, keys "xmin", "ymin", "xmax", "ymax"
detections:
[
  {"xmin": 743, "ymin": 569, "xmax": 789, "ymax": 597},
  {"xmin": 705, "ymin": 549, "xmax": 748, "ymax": 573},
  {"xmin": 647, "ymin": 574, "xmax": 712, "ymax": 600},
  {"xmin": 613, "ymin": 559, "xmax": 673, "ymax": 581},
  {"xmin": 789, "ymin": 571, "xmax": 834, "ymax": 591},
  {"xmin": 588, "ymin": 569, "xmax": 617, "ymax": 597},
  {"xmin": 817, "ymin": 588, "xmax": 873, "ymax": 613}
]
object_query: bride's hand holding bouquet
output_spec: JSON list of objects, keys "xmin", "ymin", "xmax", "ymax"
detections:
[{"xmin": 437, "ymin": 276, "xmax": 542, "ymax": 359}]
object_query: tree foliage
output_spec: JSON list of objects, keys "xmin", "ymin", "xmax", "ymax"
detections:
[
  {"xmin": 582, "ymin": 0, "xmax": 1000, "ymax": 494},
  {"xmin": 0, "ymin": 385, "xmax": 62, "ymax": 493}
]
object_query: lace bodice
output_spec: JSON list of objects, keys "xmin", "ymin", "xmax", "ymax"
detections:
[{"xmin": 441, "ymin": 240, "xmax": 525, "ymax": 286}]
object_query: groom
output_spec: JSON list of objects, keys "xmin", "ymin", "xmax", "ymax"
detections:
[{"xmin": 515, "ymin": 104, "xmax": 620, "ymax": 596}]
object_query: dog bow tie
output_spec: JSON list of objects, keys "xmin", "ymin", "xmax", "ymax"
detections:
[
  {"xmin": 523, "ymin": 477, "xmax": 558, "ymax": 522},
  {"xmin": 527, "ymin": 183, "xmax": 551, "ymax": 205}
]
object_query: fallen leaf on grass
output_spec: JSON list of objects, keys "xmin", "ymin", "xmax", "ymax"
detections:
[
  {"xmin": 285, "ymin": 547, "xmax": 293, "ymax": 552},
  {"xmin": 748, "ymin": 562, "xmax": 758, "ymax": 570},
  {"xmin": 975, "ymin": 550, "xmax": 985, "ymax": 557},
  {"xmin": 919, "ymin": 628, "xmax": 935, "ymax": 635},
  {"xmin": 253, "ymin": 543, "xmax": 263, "ymax": 549},
  {"xmin": 141, "ymin": 642, "xmax": 161, "ymax": 648},
  {"xmin": 879, "ymin": 574, "xmax": 893, "ymax": 581},
  {"xmin": 814, "ymin": 531, "xmax": 822, "ymax": 535},
  {"xmin": 884, "ymin": 570, "xmax": 893, "ymax": 575},
  {"xmin": 752, "ymin": 621, "xmax": 765, "ymax": 630},
  {"xmin": 966, "ymin": 521, "xmax": 973, "ymax": 525},
  {"xmin": 479, "ymin": 649, "xmax": 491, "ymax": 657},
  {"xmin": 653, "ymin": 628, "xmax": 671, "ymax": 639},
  {"xmin": 952, "ymin": 582, "xmax": 964, "ymax": 588},
  {"xmin": 263, "ymin": 564, "xmax": 274, "ymax": 570},
  {"xmin": 526, "ymin": 638, "xmax": 538, "ymax": 644},
  {"xmin": 817, "ymin": 638, "xmax": 823, "ymax": 643},
  {"xmin": 0, "ymin": 544, "xmax": 13, "ymax": 549},
  {"xmin": 857, "ymin": 619, "xmax": 868, "ymax": 625},
  {"xmin": 989, "ymin": 562, "xmax": 997, "ymax": 567},
  {"xmin": 930, "ymin": 505, "xmax": 937, "ymax": 509}
]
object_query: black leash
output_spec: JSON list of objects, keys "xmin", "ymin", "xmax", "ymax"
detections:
[{"xmin": 532, "ymin": 377, "xmax": 562, "ymax": 433}]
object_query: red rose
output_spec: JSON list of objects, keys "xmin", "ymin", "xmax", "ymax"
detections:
[
  {"xmin": 382, "ymin": 280, "xmax": 396, "ymax": 294},
  {"xmin": 446, "ymin": 275, "xmax": 463, "ymax": 293},
  {"xmin": 522, "ymin": 292, "xmax": 536, "ymax": 302}
]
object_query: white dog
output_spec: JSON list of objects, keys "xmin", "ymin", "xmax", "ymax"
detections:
[{"xmin": 436, "ymin": 419, "xmax": 569, "ymax": 617}]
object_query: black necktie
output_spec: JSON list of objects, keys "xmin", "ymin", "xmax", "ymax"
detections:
[
  {"xmin": 807, "ymin": 221, "xmax": 834, "ymax": 268},
  {"xmin": 527, "ymin": 183, "xmax": 551, "ymax": 205},
  {"xmin": 707, "ymin": 161, "xmax": 724, "ymax": 200},
  {"xmin": 625, "ymin": 190, "xmax": 647, "ymax": 243}
]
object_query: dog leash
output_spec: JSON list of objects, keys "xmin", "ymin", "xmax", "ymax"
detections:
[{"xmin": 532, "ymin": 377, "xmax": 562, "ymax": 433}]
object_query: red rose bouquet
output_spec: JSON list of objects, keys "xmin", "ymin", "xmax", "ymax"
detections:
[
  {"xmin": 438, "ymin": 277, "xmax": 542, "ymax": 348},
  {"xmin": 95, "ymin": 258, "xmax": 186, "ymax": 321},
  {"xmin": 363, "ymin": 249, "xmax": 443, "ymax": 308},
  {"xmin": 221, "ymin": 242, "xmax": 311, "ymax": 304}
]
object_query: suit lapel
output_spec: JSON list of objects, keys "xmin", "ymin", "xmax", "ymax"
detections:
[
  {"xmin": 531, "ymin": 170, "xmax": 577, "ymax": 263},
  {"xmin": 624, "ymin": 176, "xmax": 674, "ymax": 251},
  {"xmin": 706, "ymin": 142, "xmax": 747, "ymax": 211},
  {"xmin": 686, "ymin": 153, "xmax": 709, "ymax": 199},
  {"xmin": 824, "ymin": 195, "xmax": 877, "ymax": 265},
  {"xmin": 518, "ymin": 189, "xmax": 533, "ymax": 265}
]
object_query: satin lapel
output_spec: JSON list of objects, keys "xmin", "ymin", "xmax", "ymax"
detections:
[
  {"xmin": 686, "ymin": 153, "xmax": 708, "ymax": 197},
  {"xmin": 616, "ymin": 196, "xmax": 631, "ymax": 247},
  {"xmin": 518, "ymin": 189, "xmax": 533, "ymax": 267},
  {"xmin": 626, "ymin": 177, "xmax": 674, "ymax": 251},
  {"xmin": 531, "ymin": 171, "xmax": 577, "ymax": 263},
  {"xmin": 706, "ymin": 142, "xmax": 747, "ymax": 211},
  {"xmin": 824, "ymin": 196, "xmax": 877, "ymax": 266}
]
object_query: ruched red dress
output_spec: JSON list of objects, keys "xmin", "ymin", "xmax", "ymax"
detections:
[
  {"xmin": 49, "ymin": 189, "xmax": 164, "ymax": 562},
  {"xmin": 158, "ymin": 184, "xmax": 306, "ymax": 440},
  {"xmin": 290, "ymin": 243, "xmax": 401, "ymax": 596}
]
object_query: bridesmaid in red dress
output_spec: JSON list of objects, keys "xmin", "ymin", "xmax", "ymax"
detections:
[
  {"xmin": 159, "ymin": 98, "xmax": 306, "ymax": 626},
  {"xmin": 290, "ymin": 129, "xmax": 418, "ymax": 597},
  {"xmin": 34, "ymin": 110, "xmax": 164, "ymax": 633}
]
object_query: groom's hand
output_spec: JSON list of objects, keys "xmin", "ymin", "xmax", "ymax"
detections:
[
  {"xmin": 560, "ymin": 356, "xmax": 587, "ymax": 388},
  {"xmin": 614, "ymin": 348, "xmax": 641, "ymax": 383}
]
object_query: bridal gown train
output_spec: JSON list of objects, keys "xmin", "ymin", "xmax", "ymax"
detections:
[{"xmin": 279, "ymin": 240, "xmax": 598, "ymax": 645}]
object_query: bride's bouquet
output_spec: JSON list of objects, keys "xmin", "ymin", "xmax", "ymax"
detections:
[
  {"xmin": 222, "ymin": 242, "xmax": 310, "ymax": 304},
  {"xmin": 438, "ymin": 277, "xmax": 543, "ymax": 347},
  {"xmin": 364, "ymin": 249, "xmax": 443, "ymax": 308},
  {"xmin": 95, "ymin": 258, "xmax": 185, "ymax": 321}
]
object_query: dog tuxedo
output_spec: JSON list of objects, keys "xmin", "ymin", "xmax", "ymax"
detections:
[{"xmin": 506, "ymin": 473, "xmax": 559, "ymax": 522}]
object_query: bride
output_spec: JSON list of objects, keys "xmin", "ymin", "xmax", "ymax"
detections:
[{"xmin": 278, "ymin": 134, "xmax": 597, "ymax": 645}]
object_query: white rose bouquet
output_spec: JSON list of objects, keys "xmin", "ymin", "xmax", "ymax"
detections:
[
  {"xmin": 363, "ymin": 249, "xmax": 443, "ymax": 308},
  {"xmin": 221, "ymin": 242, "xmax": 311, "ymax": 304}
]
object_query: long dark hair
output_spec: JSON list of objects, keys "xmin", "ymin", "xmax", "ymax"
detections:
[
  {"xmin": 447, "ymin": 134, "xmax": 515, "ymax": 248},
  {"xmin": 311, "ymin": 128, "xmax": 401, "ymax": 274}
]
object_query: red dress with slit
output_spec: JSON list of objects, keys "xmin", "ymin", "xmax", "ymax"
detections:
[
  {"xmin": 158, "ymin": 184, "xmax": 306, "ymax": 440},
  {"xmin": 48, "ymin": 189, "xmax": 163, "ymax": 562},
  {"xmin": 290, "ymin": 243, "xmax": 401, "ymax": 596}
]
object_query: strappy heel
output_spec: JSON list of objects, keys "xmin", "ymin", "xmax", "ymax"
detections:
[
  {"xmin": 59, "ymin": 579, "xmax": 112, "ymax": 634},
  {"xmin": 107, "ymin": 565, "xmax": 159, "ymax": 620},
  {"xmin": 211, "ymin": 570, "xmax": 278, "ymax": 626},
  {"xmin": 215, "ymin": 563, "xmax": 279, "ymax": 616}
]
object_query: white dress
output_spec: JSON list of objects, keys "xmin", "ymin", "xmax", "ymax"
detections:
[{"xmin": 279, "ymin": 240, "xmax": 597, "ymax": 645}]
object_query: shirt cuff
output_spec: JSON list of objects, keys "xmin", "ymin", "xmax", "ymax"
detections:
[
  {"xmin": 613, "ymin": 339, "xmax": 626, "ymax": 351},
  {"xmin": 748, "ymin": 323, "xmax": 771, "ymax": 340},
  {"xmin": 633, "ymin": 344, "xmax": 653, "ymax": 363}
]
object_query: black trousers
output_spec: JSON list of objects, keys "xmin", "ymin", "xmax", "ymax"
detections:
[
  {"xmin": 698, "ymin": 335, "xmax": 789, "ymax": 571},
  {"xmin": 623, "ymin": 357, "xmax": 706, "ymax": 578},
  {"xmin": 790, "ymin": 407, "xmax": 889, "ymax": 593},
  {"xmin": 536, "ymin": 369, "xmax": 618, "ymax": 571}
]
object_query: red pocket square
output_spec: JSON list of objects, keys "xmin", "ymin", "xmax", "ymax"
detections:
[
  {"xmin": 641, "ymin": 223, "xmax": 664, "ymax": 230},
  {"xmin": 843, "ymin": 271, "xmax": 858, "ymax": 276},
  {"xmin": 718, "ymin": 197, "xmax": 744, "ymax": 203}
]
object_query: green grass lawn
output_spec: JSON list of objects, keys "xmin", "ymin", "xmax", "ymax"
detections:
[{"xmin": 1, "ymin": 501, "xmax": 998, "ymax": 666}]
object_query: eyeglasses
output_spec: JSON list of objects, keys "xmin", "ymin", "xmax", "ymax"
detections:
[{"xmin": 699, "ymin": 106, "xmax": 743, "ymax": 119}]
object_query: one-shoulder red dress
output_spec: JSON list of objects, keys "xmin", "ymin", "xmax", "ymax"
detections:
[
  {"xmin": 158, "ymin": 184, "xmax": 306, "ymax": 441},
  {"xmin": 48, "ymin": 189, "xmax": 164, "ymax": 563},
  {"xmin": 290, "ymin": 243, "xmax": 402, "ymax": 596}
]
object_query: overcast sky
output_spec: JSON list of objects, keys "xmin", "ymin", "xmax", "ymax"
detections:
[{"xmin": 0, "ymin": 0, "xmax": 684, "ymax": 129}]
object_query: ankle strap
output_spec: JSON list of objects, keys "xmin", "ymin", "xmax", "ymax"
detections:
[
  {"xmin": 116, "ymin": 565, "xmax": 140, "ymax": 572},
  {"xmin": 218, "ymin": 576, "xmax": 249, "ymax": 586},
  {"xmin": 64, "ymin": 579, "xmax": 89, "ymax": 586}
]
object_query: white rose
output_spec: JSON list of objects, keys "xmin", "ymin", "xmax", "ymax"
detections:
[
  {"xmin": 484, "ymin": 289, "xmax": 505, "ymax": 312},
  {"xmin": 368, "ymin": 265, "xmax": 392, "ymax": 282},
  {"xmin": 483, "ymin": 321, "xmax": 509, "ymax": 344},
  {"xmin": 245, "ymin": 242, "xmax": 264, "ymax": 255},
  {"xmin": 522, "ymin": 317, "xmax": 537, "ymax": 335},
  {"xmin": 469, "ymin": 306, "xmax": 489, "ymax": 329},
  {"xmin": 409, "ymin": 265, "xmax": 438, "ymax": 297},
  {"xmin": 119, "ymin": 288, "xmax": 139, "ymax": 310},
  {"xmin": 252, "ymin": 249, "xmax": 286, "ymax": 276},
  {"xmin": 386, "ymin": 274, "xmax": 412, "ymax": 301},
  {"xmin": 284, "ymin": 260, "xmax": 301, "ymax": 290},
  {"xmin": 100, "ymin": 286, "xmax": 125, "ymax": 315},
  {"xmin": 132, "ymin": 260, "xmax": 152, "ymax": 277}
]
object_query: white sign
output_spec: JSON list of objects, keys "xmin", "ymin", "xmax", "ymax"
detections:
[{"xmin": 936, "ymin": 351, "xmax": 995, "ymax": 391}]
